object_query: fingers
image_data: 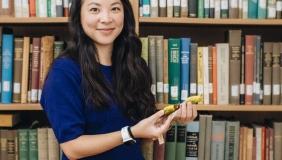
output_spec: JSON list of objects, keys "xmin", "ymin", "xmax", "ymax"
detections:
[
  {"xmin": 149, "ymin": 109, "xmax": 165, "ymax": 121},
  {"xmin": 174, "ymin": 102, "xmax": 198, "ymax": 124}
]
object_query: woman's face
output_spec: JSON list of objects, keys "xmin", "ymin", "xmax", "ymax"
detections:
[{"xmin": 80, "ymin": 0, "xmax": 124, "ymax": 46}]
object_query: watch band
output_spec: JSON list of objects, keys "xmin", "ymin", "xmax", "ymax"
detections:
[
  {"xmin": 121, "ymin": 126, "xmax": 136, "ymax": 145},
  {"xmin": 127, "ymin": 126, "xmax": 135, "ymax": 139}
]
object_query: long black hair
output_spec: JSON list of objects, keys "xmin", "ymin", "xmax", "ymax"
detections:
[{"xmin": 61, "ymin": 0, "xmax": 156, "ymax": 121}]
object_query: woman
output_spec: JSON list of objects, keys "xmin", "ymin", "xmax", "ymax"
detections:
[{"xmin": 40, "ymin": 0, "xmax": 197, "ymax": 159}]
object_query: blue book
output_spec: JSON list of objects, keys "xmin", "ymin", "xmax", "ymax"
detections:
[
  {"xmin": 257, "ymin": 0, "xmax": 266, "ymax": 19},
  {"xmin": 248, "ymin": 0, "xmax": 258, "ymax": 18},
  {"xmin": 1, "ymin": 30, "xmax": 14, "ymax": 103},
  {"xmin": 142, "ymin": 0, "xmax": 150, "ymax": 17},
  {"xmin": 180, "ymin": 38, "xmax": 191, "ymax": 102}
]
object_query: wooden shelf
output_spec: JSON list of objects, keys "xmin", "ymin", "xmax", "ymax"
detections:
[
  {"xmin": 156, "ymin": 104, "xmax": 282, "ymax": 112},
  {"xmin": 0, "ymin": 103, "xmax": 281, "ymax": 111},
  {"xmin": 0, "ymin": 104, "xmax": 42, "ymax": 111},
  {"xmin": 139, "ymin": 17, "xmax": 282, "ymax": 26},
  {"xmin": 0, "ymin": 17, "xmax": 68, "ymax": 24}
]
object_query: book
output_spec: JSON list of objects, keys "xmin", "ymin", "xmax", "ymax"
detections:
[
  {"xmin": 0, "ymin": 113, "xmax": 20, "ymax": 127},
  {"xmin": 165, "ymin": 124, "xmax": 177, "ymax": 160},
  {"xmin": 13, "ymin": 38, "xmax": 24, "ymax": 103},
  {"xmin": 180, "ymin": 38, "xmax": 191, "ymax": 101},
  {"xmin": 186, "ymin": 121, "xmax": 199, "ymax": 160}
]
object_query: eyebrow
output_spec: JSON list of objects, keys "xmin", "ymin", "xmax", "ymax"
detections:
[{"xmin": 88, "ymin": 1, "xmax": 122, "ymax": 6}]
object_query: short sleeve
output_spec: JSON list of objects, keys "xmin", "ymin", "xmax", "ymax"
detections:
[{"xmin": 40, "ymin": 59, "xmax": 85, "ymax": 143}]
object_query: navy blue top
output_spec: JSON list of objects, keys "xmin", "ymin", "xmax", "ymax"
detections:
[{"xmin": 40, "ymin": 57, "xmax": 144, "ymax": 160}]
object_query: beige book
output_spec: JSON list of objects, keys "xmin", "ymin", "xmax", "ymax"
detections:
[
  {"xmin": 140, "ymin": 37, "xmax": 149, "ymax": 64},
  {"xmin": 203, "ymin": 47, "xmax": 210, "ymax": 105},
  {"xmin": 48, "ymin": 128, "xmax": 59, "ymax": 160},
  {"xmin": 150, "ymin": 0, "xmax": 158, "ymax": 17},
  {"xmin": 216, "ymin": 43, "xmax": 230, "ymax": 105},
  {"xmin": 180, "ymin": 0, "xmax": 188, "ymax": 17},
  {"xmin": 163, "ymin": 39, "xmax": 169, "ymax": 104},
  {"xmin": 141, "ymin": 139, "xmax": 154, "ymax": 160},
  {"xmin": 197, "ymin": 47, "xmax": 204, "ymax": 104},
  {"xmin": 38, "ymin": 128, "xmax": 48, "ymax": 160},
  {"xmin": 167, "ymin": 0, "xmax": 174, "ymax": 17},
  {"xmin": 229, "ymin": 0, "xmax": 239, "ymax": 18},
  {"xmin": 155, "ymin": 36, "xmax": 164, "ymax": 103}
]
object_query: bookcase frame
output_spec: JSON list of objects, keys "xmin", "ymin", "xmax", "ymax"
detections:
[{"xmin": 0, "ymin": 0, "xmax": 282, "ymax": 111}]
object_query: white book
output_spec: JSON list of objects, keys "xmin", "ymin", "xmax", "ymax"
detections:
[
  {"xmin": 51, "ymin": 0, "xmax": 57, "ymax": 17},
  {"xmin": 150, "ymin": 0, "xmax": 159, "ymax": 17},
  {"xmin": 167, "ymin": 0, "xmax": 174, "ymax": 17},
  {"xmin": 22, "ymin": 0, "xmax": 30, "ymax": 17},
  {"xmin": 39, "ymin": 0, "xmax": 48, "ymax": 17},
  {"xmin": 242, "ymin": 0, "xmax": 248, "ymax": 18},
  {"xmin": 267, "ymin": 0, "xmax": 276, "ymax": 18},
  {"xmin": 215, "ymin": 0, "xmax": 221, "ymax": 18},
  {"xmin": 14, "ymin": 0, "xmax": 22, "ymax": 17},
  {"xmin": 216, "ymin": 43, "xmax": 229, "ymax": 105},
  {"xmin": 203, "ymin": 47, "xmax": 210, "ymax": 104}
]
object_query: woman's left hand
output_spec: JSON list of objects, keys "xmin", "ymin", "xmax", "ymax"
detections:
[{"xmin": 173, "ymin": 102, "xmax": 198, "ymax": 124}]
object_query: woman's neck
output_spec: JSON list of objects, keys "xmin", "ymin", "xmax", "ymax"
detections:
[{"xmin": 95, "ymin": 43, "xmax": 113, "ymax": 66}]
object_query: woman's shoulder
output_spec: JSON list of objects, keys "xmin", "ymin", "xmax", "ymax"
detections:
[{"xmin": 52, "ymin": 56, "xmax": 79, "ymax": 70}]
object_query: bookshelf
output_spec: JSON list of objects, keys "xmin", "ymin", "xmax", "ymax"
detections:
[{"xmin": 0, "ymin": 0, "xmax": 281, "ymax": 112}]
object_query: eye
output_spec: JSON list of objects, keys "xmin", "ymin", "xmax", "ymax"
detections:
[
  {"xmin": 112, "ymin": 7, "xmax": 121, "ymax": 13},
  {"xmin": 90, "ymin": 7, "xmax": 100, "ymax": 14}
]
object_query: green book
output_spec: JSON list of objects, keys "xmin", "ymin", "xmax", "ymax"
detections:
[
  {"xmin": 18, "ymin": 129, "xmax": 29, "ymax": 160},
  {"xmin": 168, "ymin": 38, "xmax": 181, "ymax": 104},
  {"xmin": 165, "ymin": 124, "xmax": 177, "ymax": 160},
  {"xmin": 28, "ymin": 129, "xmax": 38, "ymax": 160},
  {"xmin": 198, "ymin": 0, "xmax": 204, "ymax": 17},
  {"xmin": 176, "ymin": 124, "xmax": 187, "ymax": 160}
]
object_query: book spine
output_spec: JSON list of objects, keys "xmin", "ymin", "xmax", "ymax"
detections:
[
  {"xmin": 150, "ymin": 0, "xmax": 158, "ymax": 17},
  {"xmin": 143, "ymin": 0, "xmax": 151, "ymax": 17},
  {"xmin": 168, "ymin": 38, "xmax": 181, "ymax": 104},
  {"xmin": 165, "ymin": 125, "xmax": 177, "ymax": 160},
  {"xmin": 176, "ymin": 124, "xmax": 187, "ymax": 160},
  {"xmin": 1, "ymin": 32, "xmax": 14, "ymax": 104},
  {"xmin": 56, "ymin": 0, "xmax": 63, "ymax": 17},
  {"xmin": 189, "ymin": 0, "xmax": 198, "ymax": 17},
  {"xmin": 245, "ymin": 36, "xmax": 255, "ymax": 105},
  {"xmin": 159, "ymin": 0, "xmax": 167, "ymax": 17},
  {"xmin": 180, "ymin": 38, "xmax": 191, "ymax": 101},
  {"xmin": 28, "ymin": 129, "xmax": 38, "ymax": 160},
  {"xmin": 148, "ymin": 36, "xmax": 157, "ymax": 100},
  {"xmin": 31, "ymin": 38, "xmax": 41, "ymax": 103},
  {"xmin": 186, "ymin": 121, "xmax": 199, "ymax": 160},
  {"xmin": 21, "ymin": 37, "xmax": 31, "ymax": 103},
  {"xmin": 174, "ymin": 0, "xmax": 181, "ymax": 17},
  {"xmin": 272, "ymin": 43, "xmax": 280, "ymax": 104},
  {"xmin": 156, "ymin": 36, "xmax": 164, "ymax": 103},
  {"xmin": 190, "ymin": 43, "xmax": 198, "ymax": 97},
  {"xmin": 197, "ymin": 47, "xmax": 204, "ymax": 104},
  {"xmin": 263, "ymin": 42, "xmax": 272, "ymax": 105},
  {"xmin": 163, "ymin": 39, "xmax": 169, "ymax": 104},
  {"xmin": 13, "ymin": 38, "xmax": 24, "ymax": 103},
  {"xmin": 18, "ymin": 129, "xmax": 29, "ymax": 160}
]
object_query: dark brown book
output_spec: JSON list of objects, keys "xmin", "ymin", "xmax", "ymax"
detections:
[
  {"xmin": 1, "ymin": 130, "xmax": 8, "ymax": 160},
  {"xmin": 188, "ymin": 0, "xmax": 197, "ymax": 17},
  {"xmin": 153, "ymin": 140, "xmax": 165, "ymax": 160},
  {"xmin": 0, "ymin": 0, "xmax": 14, "ymax": 17},
  {"xmin": 240, "ymin": 37, "xmax": 245, "ymax": 104},
  {"xmin": 31, "ymin": 38, "xmax": 41, "ymax": 103},
  {"xmin": 13, "ymin": 38, "xmax": 24, "ymax": 103},
  {"xmin": 63, "ymin": 0, "xmax": 69, "ymax": 17},
  {"xmin": 263, "ymin": 42, "xmax": 273, "ymax": 105},
  {"xmin": 190, "ymin": 43, "xmax": 198, "ymax": 96},
  {"xmin": 245, "ymin": 35, "xmax": 255, "ymax": 105},
  {"xmin": 28, "ymin": 44, "xmax": 33, "ymax": 103},
  {"xmin": 272, "ymin": 43, "xmax": 280, "ymax": 104},
  {"xmin": 229, "ymin": 30, "xmax": 242, "ymax": 104},
  {"xmin": 7, "ymin": 130, "xmax": 16, "ymax": 160},
  {"xmin": 280, "ymin": 43, "xmax": 282, "ymax": 105}
]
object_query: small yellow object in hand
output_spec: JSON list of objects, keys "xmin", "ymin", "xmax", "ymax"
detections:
[
  {"xmin": 163, "ymin": 105, "xmax": 180, "ymax": 116},
  {"xmin": 186, "ymin": 95, "xmax": 203, "ymax": 104},
  {"xmin": 162, "ymin": 95, "xmax": 202, "ymax": 116}
]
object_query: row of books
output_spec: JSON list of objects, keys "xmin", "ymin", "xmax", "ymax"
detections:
[
  {"xmin": 0, "ymin": 27, "xmax": 65, "ymax": 104},
  {"xmin": 0, "ymin": 0, "xmax": 71, "ymax": 18},
  {"xmin": 141, "ymin": 114, "xmax": 282, "ymax": 160},
  {"xmin": 140, "ymin": 31, "xmax": 282, "ymax": 105},
  {"xmin": 0, "ymin": 128, "xmax": 60, "ymax": 160},
  {"xmin": 139, "ymin": 0, "xmax": 282, "ymax": 19}
]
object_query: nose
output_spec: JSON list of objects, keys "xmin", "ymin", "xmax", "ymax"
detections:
[{"xmin": 99, "ymin": 11, "xmax": 113, "ymax": 23}]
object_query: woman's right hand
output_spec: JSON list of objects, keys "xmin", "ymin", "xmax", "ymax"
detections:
[{"xmin": 130, "ymin": 110, "xmax": 175, "ymax": 140}]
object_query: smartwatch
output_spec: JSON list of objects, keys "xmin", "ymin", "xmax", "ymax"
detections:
[{"xmin": 121, "ymin": 126, "xmax": 136, "ymax": 145}]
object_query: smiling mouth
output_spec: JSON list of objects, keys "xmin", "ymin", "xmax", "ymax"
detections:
[{"xmin": 97, "ymin": 28, "xmax": 115, "ymax": 31}]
